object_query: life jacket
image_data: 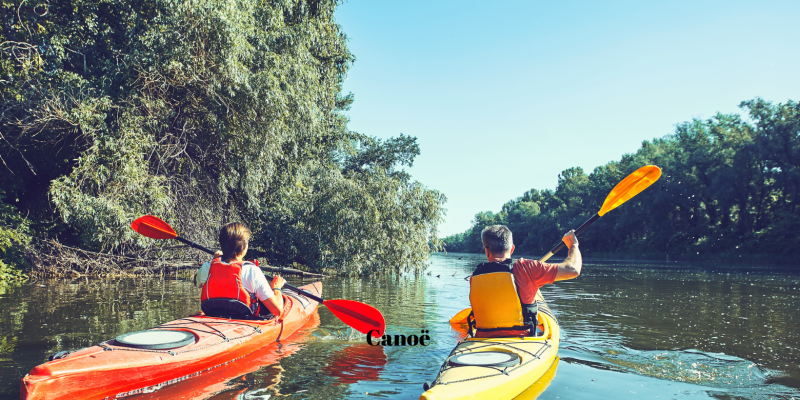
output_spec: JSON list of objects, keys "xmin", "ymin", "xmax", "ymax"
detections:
[
  {"xmin": 469, "ymin": 259, "xmax": 531, "ymax": 337},
  {"xmin": 201, "ymin": 258, "xmax": 259, "ymax": 318}
]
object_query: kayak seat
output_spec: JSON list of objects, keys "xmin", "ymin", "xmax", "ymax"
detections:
[
  {"xmin": 201, "ymin": 298, "xmax": 264, "ymax": 320},
  {"xmin": 469, "ymin": 304, "xmax": 542, "ymax": 338}
]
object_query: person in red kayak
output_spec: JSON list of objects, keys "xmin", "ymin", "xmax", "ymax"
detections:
[
  {"xmin": 469, "ymin": 225, "xmax": 581, "ymax": 337},
  {"xmin": 194, "ymin": 222, "xmax": 287, "ymax": 319}
]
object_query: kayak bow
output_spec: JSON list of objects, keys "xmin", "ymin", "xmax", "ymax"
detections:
[
  {"xmin": 422, "ymin": 291, "xmax": 560, "ymax": 400},
  {"xmin": 21, "ymin": 282, "xmax": 322, "ymax": 400}
]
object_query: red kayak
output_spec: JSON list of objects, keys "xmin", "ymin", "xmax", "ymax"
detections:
[
  {"xmin": 21, "ymin": 282, "xmax": 322, "ymax": 400},
  {"xmin": 130, "ymin": 311, "xmax": 321, "ymax": 400}
]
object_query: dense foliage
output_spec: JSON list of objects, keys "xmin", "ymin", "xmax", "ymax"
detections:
[
  {"xmin": 0, "ymin": 0, "xmax": 445, "ymax": 277},
  {"xmin": 0, "ymin": 190, "xmax": 30, "ymax": 281},
  {"xmin": 444, "ymin": 99, "xmax": 800, "ymax": 261}
]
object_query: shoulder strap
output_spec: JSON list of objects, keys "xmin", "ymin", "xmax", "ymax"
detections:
[{"xmin": 473, "ymin": 259, "xmax": 514, "ymax": 277}]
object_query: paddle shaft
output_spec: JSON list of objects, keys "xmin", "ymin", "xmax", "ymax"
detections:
[
  {"xmin": 176, "ymin": 236, "xmax": 325, "ymax": 303},
  {"xmin": 539, "ymin": 213, "xmax": 600, "ymax": 263},
  {"xmin": 175, "ymin": 236, "xmax": 215, "ymax": 254}
]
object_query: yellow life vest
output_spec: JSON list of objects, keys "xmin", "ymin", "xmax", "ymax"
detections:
[{"xmin": 469, "ymin": 260, "xmax": 526, "ymax": 331}]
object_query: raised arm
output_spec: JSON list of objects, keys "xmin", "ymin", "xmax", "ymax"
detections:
[{"xmin": 554, "ymin": 230, "xmax": 582, "ymax": 281}]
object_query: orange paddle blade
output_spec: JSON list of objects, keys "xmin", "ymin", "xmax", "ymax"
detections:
[
  {"xmin": 131, "ymin": 215, "xmax": 178, "ymax": 240},
  {"xmin": 324, "ymin": 299, "xmax": 386, "ymax": 338},
  {"xmin": 449, "ymin": 307, "xmax": 472, "ymax": 325},
  {"xmin": 599, "ymin": 165, "xmax": 662, "ymax": 216}
]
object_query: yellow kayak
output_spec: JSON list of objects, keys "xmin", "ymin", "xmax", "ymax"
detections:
[{"xmin": 421, "ymin": 291, "xmax": 560, "ymax": 400}]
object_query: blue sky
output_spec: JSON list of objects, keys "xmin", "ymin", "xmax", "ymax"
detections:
[{"xmin": 334, "ymin": 0, "xmax": 800, "ymax": 237}]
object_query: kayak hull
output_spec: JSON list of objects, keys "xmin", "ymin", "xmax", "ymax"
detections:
[
  {"xmin": 21, "ymin": 282, "xmax": 322, "ymax": 400},
  {"xmin": 123, "ymin": 311, "xmax": 321, "ymax": 400},
  {"xmin": 421, "ymin": 291, "xmax": 560, "ymax": 400}
]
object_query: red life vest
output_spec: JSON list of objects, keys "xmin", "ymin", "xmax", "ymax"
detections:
[{"xmin": 201, "ymin": 258, "xmax": 259, "ymax": 318}]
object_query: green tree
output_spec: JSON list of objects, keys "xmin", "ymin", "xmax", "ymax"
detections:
[
  {"xmin": 0, "ymin": 0, "xmax": 445, "ymax": 276},
  {"xmin": 443, "ymin": 98, "xmax": 799, "ymax": 262}
]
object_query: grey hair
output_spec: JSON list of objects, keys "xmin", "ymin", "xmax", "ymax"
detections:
[{"xmin": 481, "ymin": 225, "xmax": 513, "ymax": 254}]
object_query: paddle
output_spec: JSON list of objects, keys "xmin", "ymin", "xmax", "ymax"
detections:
[
  {"xmin": 539, "ymin": 165, "xmax": 662, "ymax": 262},
  {"xmin": 131, "ymin": 215, "xmax": 386, "ymax": 338},
  {"xmin": 449, "ymin": 165, "xmax": 662, "ymax": 324}
]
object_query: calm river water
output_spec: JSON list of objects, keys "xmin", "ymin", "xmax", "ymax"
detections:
[{"xmin": 1, "ymin": 253, "xmax": 799, "ymax": 399}]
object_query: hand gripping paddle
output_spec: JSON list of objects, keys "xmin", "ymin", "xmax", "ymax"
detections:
[
  {"xmin": 131, "ymin": 215, "xmax": 385, "ymax": 338},
  {"xmin": 449, "ymin": 165, "xmax": 662, "ymax": 325}
]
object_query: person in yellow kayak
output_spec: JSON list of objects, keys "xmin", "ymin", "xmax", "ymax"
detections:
[
  {"xmin": 194, "ymin": 222, "xmax": 287, "ymax": 319},
  {"xmin": 469, "ymin": 225, "xmax": 581, "ymax": 338}
]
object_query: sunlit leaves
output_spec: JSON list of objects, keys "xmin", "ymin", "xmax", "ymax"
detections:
[{"xmin": 0, "ymin": 0, "xmax": 445, "ymax": 275}]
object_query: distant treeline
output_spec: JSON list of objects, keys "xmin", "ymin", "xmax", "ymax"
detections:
[
  {"xmin": 443, "ymin": 99, "xmax": 800, "ymax": 261},
  {"xmin": 0, "ymin": 0, "xmax": 444, "ymax": 280}
]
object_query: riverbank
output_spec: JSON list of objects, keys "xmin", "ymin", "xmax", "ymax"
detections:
[
  {"xmin": 18, "ymin": 240, "xmax": 329, "ymax": 281},
  {"xmin": 440, "ymin": 250, "xmax": 800, "ymax": 267}
]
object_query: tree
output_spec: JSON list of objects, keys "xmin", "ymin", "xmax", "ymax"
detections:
[
  {"xmin": 442, "ymin": 98, "xmax": 800, "ymax": 262},
  {"xmin": 0, "ymin": 0, "xmax": 445, "ymax": 276}
]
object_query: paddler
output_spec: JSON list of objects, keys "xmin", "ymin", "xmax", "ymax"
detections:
[
  {"xmin": 469, "ymin": 225, "xmax": 581, "ymax": 337},
  {"xmin": 194, "ymin": 222, "xmax": 287, "ymax": 319}
]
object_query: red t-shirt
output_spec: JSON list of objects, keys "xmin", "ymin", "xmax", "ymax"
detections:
[{"xmin": 513, "ymin": 258, "xmax": 559, "ymax": 304}]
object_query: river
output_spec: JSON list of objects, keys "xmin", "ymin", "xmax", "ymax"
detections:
[{"xmin": 1, "ymin": 253, "xmax": 799, "ymax": 399}]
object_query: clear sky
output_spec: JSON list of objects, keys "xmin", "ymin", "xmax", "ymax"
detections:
[{"xmin": 333, "ymin": 0, "xmax": 800, "ymax": 237}]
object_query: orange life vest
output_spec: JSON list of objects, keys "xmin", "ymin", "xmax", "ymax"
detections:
[{"xmin": 201, "ymin": 258, "xmax": 259, "ymax": 318}]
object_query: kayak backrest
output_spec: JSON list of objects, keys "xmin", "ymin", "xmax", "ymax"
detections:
[
  {"xmin": 201, "ymin": 298, "xmax": 255, "ymax": 319},
  {"xmin": 470, "ymin": 272, "xmax": 524, "ymax": 329}
]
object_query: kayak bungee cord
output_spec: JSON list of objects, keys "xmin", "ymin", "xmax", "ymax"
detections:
[
  {"xmin": 97, "ymin": 318, "xmax": 263, "ymax": 356},
  {"xmin": 95, "ymin": 289, "xmax": 311, "ymax": 359},
  {"xmin": 432, "ymin": 340, "xmax": 553, "ymax": 386}
]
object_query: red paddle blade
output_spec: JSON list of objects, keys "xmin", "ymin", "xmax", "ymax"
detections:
[
  {"xmin": 131, "ymin": 215, "xmax": 178, "ymax": 240},
  {"xmin": 323, "ymin": 299, "xmax": 385, "ymax": 338}
]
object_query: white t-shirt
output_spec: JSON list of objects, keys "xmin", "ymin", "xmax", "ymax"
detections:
[{"xmin": 195, "ymin": 260, "xmax": 274, "ymax": 302}]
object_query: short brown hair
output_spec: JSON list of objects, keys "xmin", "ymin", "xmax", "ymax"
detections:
[
  {"xmin": 481, "ymin": 225, "xmax": 513, "ymax": 255},
  {"xmin": 219, "ymin": 222, "xmax": 251, "ymax": 259}
]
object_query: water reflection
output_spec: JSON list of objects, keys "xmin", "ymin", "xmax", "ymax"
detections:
[
  {"xmin": 323, "ymin": 344, "xmax": 387, "ymax": 385},
  {"xmin": 546, "ymin": 260, "xmax": 800, "ymax": 399},
  {"xmin": 516, "ymin": 357, "xmax": 559, "ymax": 400},
  {"xmin": 1, "ymin": 255, "xmax": 799, "ymax": 399}
]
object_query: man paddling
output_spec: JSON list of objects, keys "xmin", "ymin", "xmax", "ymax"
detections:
[
  {"xmin": 194, "ymin": 222, "xmax": 287, "ymax": 318},
  {"xmin": 469, "ymin": 225, "xmax": 581, "ymax": 338}
]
